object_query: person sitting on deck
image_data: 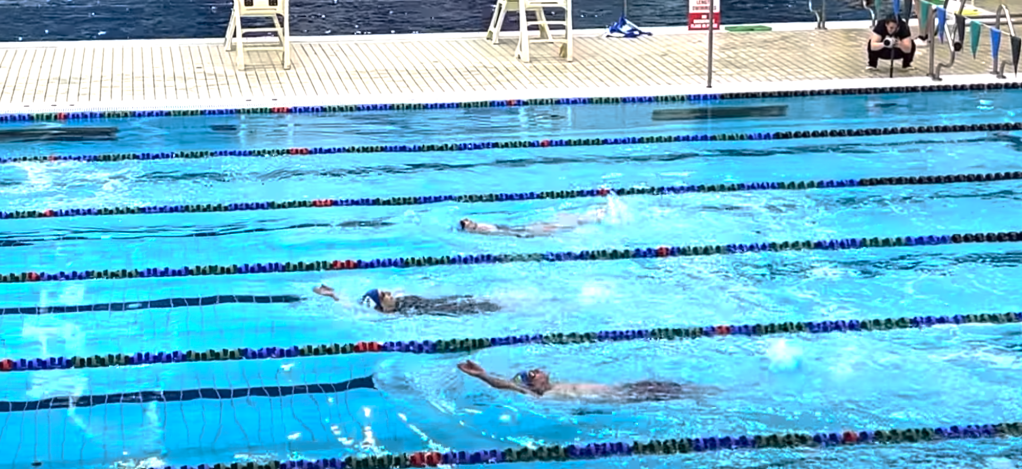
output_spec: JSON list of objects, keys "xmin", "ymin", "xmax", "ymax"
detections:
[
  {"xmin": 867, "ymin": 14, "xmax": 916, "ymax": 71},
  {"xmin": 456, "ymin": 360, "xmax": 719, "ymax": 403},
  {"xmin": 314, "ymin": 286, "xmax": 501, "ymax": 316},
  {"xmin": 862, "ymin": 0, "xmax": 929, "ymax": 46}
]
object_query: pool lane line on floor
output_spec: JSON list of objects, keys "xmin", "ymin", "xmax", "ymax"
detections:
[
  {"xmin": 0, "ymin": 81, "xmax": 1014, "ymax": 123},
  {"xmin": 2, "ymin": 311, "xmax": 1016, "ymax": 373},
  {"xmin": 3, "ymin": 171, "xmax": 1019, "ymax": 221},
  {"xmin": 2, "ymin": 231, "xmax": 1019, "ymax": 285},
  {"xmin": 0, "ymin": 375, "xmax": 375, "ymax": 413},
  {"xmin": 148, "ymin": 422, "xmax": 1022, "ymax": 469},
  {"xmin": 0, "ymin": 294, "xmax": 301, "ymax": 316},
  {"xmin": 1, "ymin": 121, "xmax": 1019, "ymax": 166}
]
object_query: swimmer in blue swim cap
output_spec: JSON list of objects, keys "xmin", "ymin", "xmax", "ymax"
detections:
[
  {"xmin": 457, "ymin": 360, "xmax": 719, "ymax": 403},
  {"xmin": 313, "ymin": 285, "xmax": 501, "ymax": 316}
]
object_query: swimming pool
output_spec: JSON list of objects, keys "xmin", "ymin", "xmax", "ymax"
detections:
[{"xmin": 0, "ymin": 88, "xmax": 1021, "ymax": 469}]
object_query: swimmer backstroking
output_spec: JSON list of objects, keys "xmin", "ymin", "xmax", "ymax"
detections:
[
  {"xmin": 313, "ymin": 286, "xmax": 501, "ymax": 315},
  {"xmin": 457, "ymin": 360, "xmax": 717, "ymax": 402},
  {"xmin": 459, "ymin": 196, "xmax": 626, "ymax": 238}
]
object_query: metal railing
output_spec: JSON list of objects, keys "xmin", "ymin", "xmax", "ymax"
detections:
[
  {"xmin": 929, "ymin": 0, "xmax": 967, "ymax": 80},
  {"xmin": 927, "ymin": 1, "xmax": 1017, "ymax": 80},
  {"xmin": 862, "ymin": 0, "xmax": 878, "ymax": 26},
  {"xmin": 992, "ymin": 4, "xmax": 1016, "ymax": 78},
  {"xmin": 810, "ymin": 0, "xmax": 828, "ymax": 29}
]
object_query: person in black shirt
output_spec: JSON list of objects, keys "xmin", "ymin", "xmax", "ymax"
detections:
[
  {"xmin": 313, "ymin": 285, "xmax": 501, "ymax": 316},
  {"xmin": 867, "ymin": 15, "xmax": 915, "ymax": 71}
]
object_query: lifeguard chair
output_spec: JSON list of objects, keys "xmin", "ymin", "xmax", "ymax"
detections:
[
  {"xmin": 486, "ymin": 0, "xmax": 573, "ymax": 62},
  {"xmin": 224, "ymin": 0, "xmax": 292, "ymax": 70}
]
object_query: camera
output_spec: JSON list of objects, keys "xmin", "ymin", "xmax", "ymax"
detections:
[{"xmin": 883, "ymin": 37, "xmax": 895, "ymax": 48}]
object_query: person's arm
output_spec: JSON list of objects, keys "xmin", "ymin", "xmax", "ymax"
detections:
[
  {"xmin": 869, "ymin": 31, "xmax": 886, "ymax": 51},
  {"xmin": 475, "ymin": 374, "xmax": 536, "ymax": 395},
  {"xmin": 458, "ymin": 361, "xmax": 539, "ymax": 396}
]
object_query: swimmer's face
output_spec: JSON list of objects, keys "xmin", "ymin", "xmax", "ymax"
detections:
[
  {"xmin": 378, "ymin": 290, "xmax": 397, "ymax": 312},
  {"xmin": 460, "ymin": 219, "xmax": 478, "ymax": 231},
  {"xmin": 526, "ymin": 369, "xmax": 550, "ymax": 389}
]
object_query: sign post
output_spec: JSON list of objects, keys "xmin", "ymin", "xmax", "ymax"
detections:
[{"xmin": 688, "ymin": 0, "xmax": 720, "ymax": 30}]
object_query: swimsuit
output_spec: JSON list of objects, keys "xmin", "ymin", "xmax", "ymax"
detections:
[
  {"xmin": 617, "ymin": 381, "xmax": 693, "ymax": 402},
  {"xmin": 393, "ymin": 295, "xmax": 502, "ymax": 316},
  {"xmin": 491, "ymin": 224, "xmax": 539, "ymax": 238}
]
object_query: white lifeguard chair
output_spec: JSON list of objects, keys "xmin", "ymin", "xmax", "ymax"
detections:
[
  {"xmin": 486, "ymin": 0, "xmax": 573, "ymax": 62},
  {"xmin": 224, "ymin": 0, "xmax": 292, "ymax": 70}
]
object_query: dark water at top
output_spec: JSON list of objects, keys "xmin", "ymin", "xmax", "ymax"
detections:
[{"xmin": 0, "ymin": 0, "xmax": 871, "ymax": 42}]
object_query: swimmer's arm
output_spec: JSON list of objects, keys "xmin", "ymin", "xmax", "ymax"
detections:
[{"xmin": 468, "ymin": 373, "xmax": 539, "ymax": 397}]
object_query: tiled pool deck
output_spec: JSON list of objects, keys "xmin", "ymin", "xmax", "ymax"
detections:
[{"xmin": 0, "ymin": 19, "xmax": 1018, "ymax": 113}]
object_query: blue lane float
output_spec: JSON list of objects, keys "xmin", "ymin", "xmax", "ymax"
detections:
[
  {"xmin": 1, "ymin": 311, "xmax": 1017, "ymax": 373},
  {"xmin": 141, "ymin": 422, "xmax": 1022, "ymax": 468},
  {"xmin": 1, "ymin": 231, "xmax": 1019, "ymax": 285},
  {"xmin": 1, "ymin": 121, "xmax": 1020, "ymax": 165},
  {"xmin": 0, "ymin": 294, "xmax": 302, "ymax": 316},
  {"xmin": 1, "ymin": 81, "xmax": 1016, "ymax": 123},
  {"xmin": 2, "ymin": 171, "xmax": 1019, "ymax": 221},
  {"xmin": 0, "ymin": 375, "xmax": 375, "ymax": 412}
]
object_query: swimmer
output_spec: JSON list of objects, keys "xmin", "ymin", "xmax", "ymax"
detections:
[
  {"xmin": 459, "ymin": 196, "xmax": 626, "ymax": 238},
  {"xmin": 313, "ymin": 285, "xmax": 501, "ymax": 316},
  {"xmin": 456, "ymin": 360, "xmax": 717, "ymax": 403}
]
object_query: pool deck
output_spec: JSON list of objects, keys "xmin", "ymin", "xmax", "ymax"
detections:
[{"xmin": 0, "ymin": 18, "xmax": 1018, "ymax": 114}]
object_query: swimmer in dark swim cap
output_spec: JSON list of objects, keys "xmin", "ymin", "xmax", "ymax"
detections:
[
  {"xmin": 313, "ymin": 285, "xmax": 501, "ymax": 316},
  {"xmin": 457, "ymin": 360, "xmax": 718, "ymax": 402}
]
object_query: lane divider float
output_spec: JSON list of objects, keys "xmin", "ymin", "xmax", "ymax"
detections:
[
  {"xmin": 0, "ymin": 82, "xmax": 1013, "ymax": 123},
  {"xmin": 1, "ymin": 311, "xmax": 1016, "ymax": 373},
  {"xmin": 147, "ymin": 422, "xmax": 1022, "ymax": 468},
  {"xmin": 0, "ymin": 294, "xmax": 301, "ymax": 316},
  {"xmin": 1, "ymin": 122, "xmax": 1019, "ymax": 165},
  {"xmin": 3, "ymin": 171, "xmax": 1019, "ymax": 221},
  {"xmin": 0, "ymin": 375, "xmax": 375, "ymax": 413},
  {"xmin": 1, "ymin": 231, "xmax": 1019, "ymax": 285}
]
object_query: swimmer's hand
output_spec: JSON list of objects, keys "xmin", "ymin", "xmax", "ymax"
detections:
[
  {"xmin": 313, "ymin": 284, "xmax": 340, "ymax": 302},
  {"xmin": 457, "ymin": 360, "xmax": 486, "ymax": 377},
  {"xmin": 458, "ymin": 360, "xmax": 537, "ymax": 396}
]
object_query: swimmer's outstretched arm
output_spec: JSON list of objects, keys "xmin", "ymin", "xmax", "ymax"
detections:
[
  {"xmin": 457, "ymin": 361, "xmax": 538, "ymax": 397},
  {"xmin": 313, "ymin": 284, "xmax": 340, "ymax": 301}
]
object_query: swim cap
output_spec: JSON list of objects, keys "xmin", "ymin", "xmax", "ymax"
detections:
[
  {"xmin": 361, "ymin": 289, "xmax": 382, "ymax": 308},
  {"xmin": 513, "ymin": 371, "xmax": 532, "ymax": 387}
]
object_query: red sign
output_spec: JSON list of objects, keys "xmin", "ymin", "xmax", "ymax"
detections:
[{"xmin": 688, "ymin": 0, "xmax": 720, "ymax": 30}]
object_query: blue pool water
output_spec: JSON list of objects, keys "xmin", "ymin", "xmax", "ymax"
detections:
[{"xmin": 0, "ymin": 89, "xmax": 1021, "ymax": 469}]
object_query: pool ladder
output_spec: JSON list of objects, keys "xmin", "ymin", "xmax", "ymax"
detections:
[
  {"xmin": 809, "ymin": 0, "xmax": 827, "ymax": 29},
  {"xmin": 929, "ymin": 1, "xmax": 1016, "ymax": 80},
  {"xmin": 991, "ymin": 4, "xmax": 1017, "ymax": 78}
]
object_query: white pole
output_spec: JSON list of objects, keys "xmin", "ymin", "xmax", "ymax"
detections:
[{"xmin": 707, "ymin": 0, "xmax": 715, "ymax": 88}]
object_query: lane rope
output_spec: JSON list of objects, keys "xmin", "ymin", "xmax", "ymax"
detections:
[
  {"xmin": 0, "ymin": 81, "xmax": 1011, "ymax": 123},
  {"xmin": 145, "ymin": 422, "xmax": 1022, "ymax": 468},
  {"xmin": 1, "ymin": 121, "xmax": 1019, "ymax": 165},
  {"xmin": 2, "ymin": 311, "xmax": 1016, "ymax": 373},
  {"xmin": 3, "ymin": 171, "xmax": 1019, "ymax": 221},
  {"xmin": 0, "ymin": 375, "xmax": 375, "ymax": 413},
  {"xmin": 2, "ymin": 230, "xmax": 1019, "ymax": 285},
  {"xmin": 0, "ymin": 294, "xmax": 301, "ymax": 316}
]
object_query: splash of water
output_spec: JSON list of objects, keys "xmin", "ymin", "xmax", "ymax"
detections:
[{"xmin": 765, "ymin": 338, "xmax": 804, "ymax": 373}]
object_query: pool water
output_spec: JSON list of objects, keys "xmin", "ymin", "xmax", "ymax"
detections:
[{"xmin": 0, "ymin": 90, "xmax": 1021, "ymax": 469}]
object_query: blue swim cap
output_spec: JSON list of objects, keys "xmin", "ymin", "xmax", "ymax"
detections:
[
  {"xmin": 514, "ymin": 370, "xmax": 532, "ymax": 387},
  {"xmin": 361, "ymin": 289, "xmax": 381, "ymax": 308}
]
